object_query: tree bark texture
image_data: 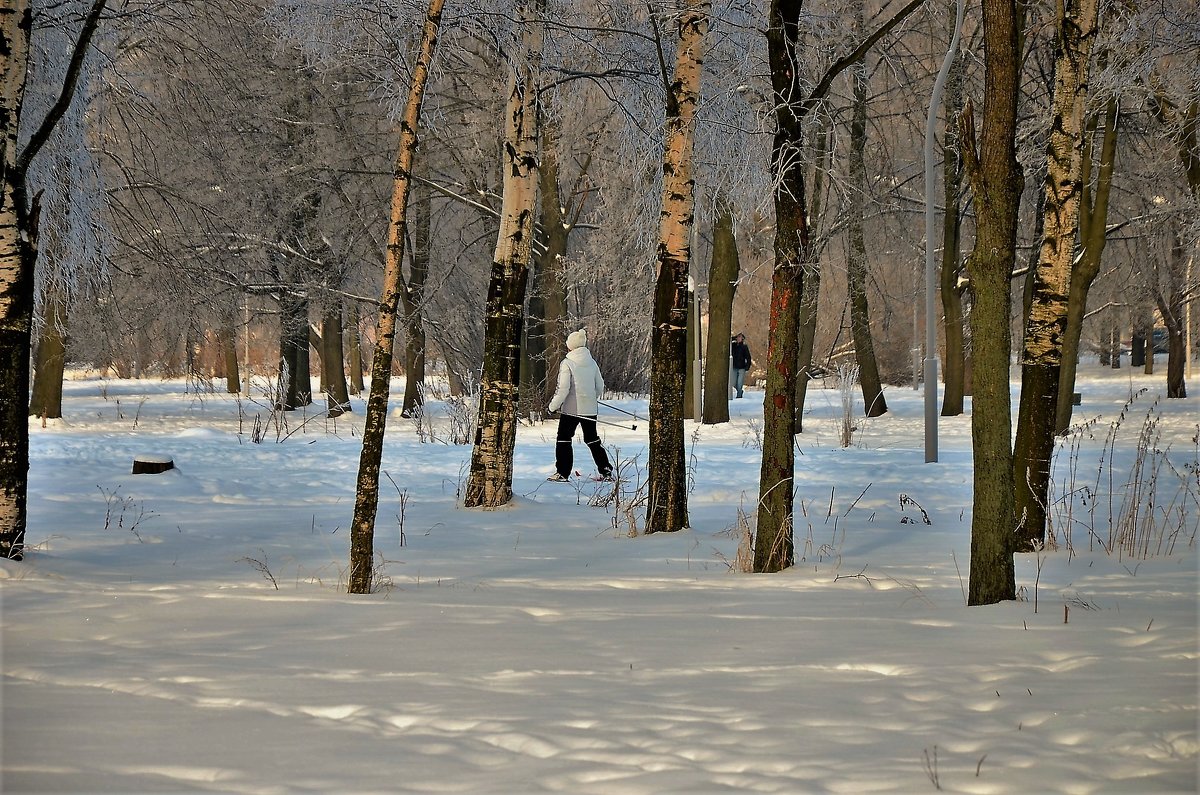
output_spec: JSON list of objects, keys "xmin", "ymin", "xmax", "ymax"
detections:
[
  {"xmin": 29, "ymin": 294, "xmax": 66, "ymax": 420},
  {"xmin": 1056, "ymin": 97, "xmax": 1118, "ymax": 433},
  {"xmin": 217, "ymin": 320, "xmax": 240, "ymax": 395},
  {"xmin": 347, "ymin": 305, "xmax": 364, "ymax": 396},
  {"xmin": 645, "ymin": 0, "xmax": 708, "ymax": 535},
  {"xmin": 1156, "ymin": 227, "xmax": 1188, "ymax": 399},
  {"xmin": 348, "ymin": 0, "xmax": 444, "ymax": 594},
  {"xmin": 464, "ymin": 3, "xmax": 543, "ymax": 509},
  {"xmin": 321, "ymin": 305, "xmax": 351, "ymax": 417},
  {"xmin": 702, "ymin": 200, "xmax": 738, "ymax": 424},
  {"xmin": 1, "ymin": 0, "xmax": 106, "ymax": 559},
  {"xmin": 278, "ymin": 291, "xmax": 312, "ymax": 410},
  {"xmin": 758, "ymin": 0, "xmax": 922, "ymax": 569},
  {"xmin": 400, "ymin": 181, "xmax": 430, "ymax": 418},
  {"xmin": 528, "ymin": 121, "xmax": 573, "ymax": 415},
  {"xmin": 940, "ymin": 48, "xmax": 966, "ymax": 418},
  {"xmin": 756, "ymin": 0, "xmax": 809, "ymax": 571},
  {"xmin": 1013, "ymin": 0, "xmax": 1098, "ymax": 550},
  {"xmin": 958, "ymin": 0, "xmax": 1022, "ymax": 604},
  {"xmin": 793, "ymin": 122, "xmax": 830, "ymax": 432},
  {"xmin": 847, "ymin": 47, "xmax": 887, "ymax": 418}
]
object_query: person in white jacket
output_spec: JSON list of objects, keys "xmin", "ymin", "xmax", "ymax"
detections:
[{"xmin": 546, "ymin": 329, "xmax": 613, "ymax": 482}]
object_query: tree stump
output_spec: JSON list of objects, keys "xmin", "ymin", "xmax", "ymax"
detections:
[
  {"xmin": 132, "ymin": 455, "xmax": 174, "ymax": 475},
  {"xmin": 1072, "ymin": 392, "xmax": 1082, "ymax": 406}
]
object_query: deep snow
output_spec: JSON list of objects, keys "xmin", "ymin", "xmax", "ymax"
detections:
[{"xmin": 2, "ymin": 364, "xmax": 1197, "ymax": 793}]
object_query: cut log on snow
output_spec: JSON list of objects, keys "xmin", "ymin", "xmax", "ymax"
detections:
[{"xmin": 132, "ymin": 455, "xmax": 174, "ymax": 475}]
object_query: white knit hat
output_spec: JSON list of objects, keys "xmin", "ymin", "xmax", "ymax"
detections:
[{"xmin": 566, "ymin": 329, "xmax": 587, "ymax": 350}]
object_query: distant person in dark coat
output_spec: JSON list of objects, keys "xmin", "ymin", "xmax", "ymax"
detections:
[
  {"xmin": 731, "ymin": 333, "xmax": 752, "ymax": 398},
  {"xmin": 546, "ymin": 329, "xmax": 613, "ymax": 482}
]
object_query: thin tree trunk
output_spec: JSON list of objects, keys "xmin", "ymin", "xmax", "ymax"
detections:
[
  {"xmin": 347, "ymin": 305, "xmax": 364, "ymax": 396},
  {"xmin": 29, "ymin": 295, "xmax": 66, "ymax": 420},
  {"xmin": 645, "ymin": 1, "xmax": 708, "ymax": 535},
  {"xmin": 464, "ymin": 3, "xmax": 543, "ymax": 508},
  {"xmin": 702, "ymin": 199, "xmax": 738, "ymax": 424},
  {"xmin": 794, "ymin": 120, "xmax": 830, "ymax": 432},
  {"xmin": 684, "ymin": 284, "xmax": 697, "ymax": 419},
  {"xmin": 348, "ymin": 0, "xmax": 444, "ymax": 594},
  {"xmin": 1013, "ymin": 0, "xmax": 1099, "ymax": 550},
  {"xmin": 401, "ymin": 181, "xmax": 429, "ymax": 417},
  {"xmin": 846, "ymin": 31, "xmax": 887, "ymax": 418},
  {"xmin": 528, "ymin": 120, "xmax": 576, "ymax": 415},
  {"xmin": 958, "ymin": 0, "xmax": 1023, "ymax": 604},
  {"xmin": 1056, "ymin": 96, "xmax": 1118, "ymax": 433},
  {"xmin": 940, "ymin": 47, "xmax": 966, "ymax": 417},
  {"xmin": 217, "ymin": 319, "xmax": 240, "ymax": 394},
  {"xmin": 1156, "ymin": 226, "xmax": 1188, "ymax": 399}
]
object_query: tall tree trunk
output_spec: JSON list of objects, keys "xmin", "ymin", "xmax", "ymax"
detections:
[
  {"xmin": 29, "ymin": 294, "xmax": 66, "ymax": 420},
  {"xmin": 940, "ymin": 47, "xmax": 966, "ymax": 417},
  {"xmin": 321, "ymin": 305, "xmax": 351, "ymax": 417},
  {"xmin": 278, "ymin": 291, "xmax": 312, "ymax": 410},
  {"xmin": 528, "ymin": 120, "xmax": 576, "ymax": 415},
  {"xmin": 1, "ymin": 0, "xmax": 106, "ymax": 559},
  {"xmin": 702, "ymin": 199, "xmax": 738, "ymax": 424},
  {"xmin": 757, "ymin": 0, "xmax": 812, "ymax": 571},
  {"xmin": 846, "ymin": 32, "xmax": 887, "ymax": 418},
  {"xmin": 1056, "ymin": 96, "xmax": 1118, "ymax": 433},
  {"xmin": 759, "ymin": 0, "xmax": 923, "ymax": 571},
  {"xmin": 684, "ymin": 284, "xmax": 697, "ymax": 419},
  {"xmin": 794, "ymin": 120, "xmax": 830, "ymax": 431},
  {"xmin": 348, "ymin": 0, "xmax": 444, "ymax": 594},
  {"xmin": 464, "ymin": 3, "xmax": 543, "ymax": 508},
  {"xmin": 346, "ymin": 305, "xmax": 364, "ymax": 396},
  {"xmin": 401, "ymin": 181, "xmax": 429, "ymax": 417},
  {"xmin": 217, "ymin": 318, "xmax": 240, "ymax": 394},
  {"xmin": 958, "ymin": 0, "xmax": 1022, "ymax": 604},
  {"xmin": 1156, "ymin": 225, "xmax": 1188, "ymax": 399},
  {"xmin": 1013, "ymin": 0, "xmax": 1099, "ymax": 550},
  {"xmin": 645, "ymin": 0, "xmax": 709, "ymax": 535}
]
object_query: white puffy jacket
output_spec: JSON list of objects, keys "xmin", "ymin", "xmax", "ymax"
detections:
[{"xmin": 547, "ymin": 347, "xmax": 604, "ymax": 416}]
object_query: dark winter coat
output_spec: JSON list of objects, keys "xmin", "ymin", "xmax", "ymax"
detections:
[{"xmin": 731, "ymin": 341, "xmax": 752, "ymax": 371}]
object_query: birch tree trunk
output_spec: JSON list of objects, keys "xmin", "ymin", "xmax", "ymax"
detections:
[
  {"xmin": 1013, "ymin": 0, "xmax": 1099, "ymax": 551},
  {"xmin": 701, "ymin": 199, "xmax": 737, "ymax": 424},
  {"xmin": 1056, "ymin": 97, "xmax": 1118, "ymax": 433},
  {"xmin": 1, "ymin": 0, "xmax": 106, "ymax": 560},
  {"xmin": 645, "ymin": 0, "xmax": 709, "ymax": 535},
  {"xmin": 463, "ymin": 3, "xmax": 543, "ymax": 509},
  {"xmin": 348, "ymin": 0, "xmax": 444, "ymax": 594},
  {"xmin": 959, "ymin": 0, "xmax": 1022, "ymax": 604}
]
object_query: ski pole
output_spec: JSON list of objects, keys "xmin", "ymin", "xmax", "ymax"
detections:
[
  {"xmin": 597, "ymin": 400, "xmax": 648, "ymax": 422},
  {"xmin": 555, "ymin": 411, "xmax": 636, "ymax": 431}
]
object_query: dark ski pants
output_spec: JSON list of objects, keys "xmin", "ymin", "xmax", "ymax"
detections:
[{"xmin": 555, "ymin": 415, "xmax": 612, "ymax": 478}]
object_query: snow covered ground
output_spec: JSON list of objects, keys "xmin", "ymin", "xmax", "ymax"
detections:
[{"xmin": 2, "ymin": 364, "xmax": 1197, "ymax": 794}]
